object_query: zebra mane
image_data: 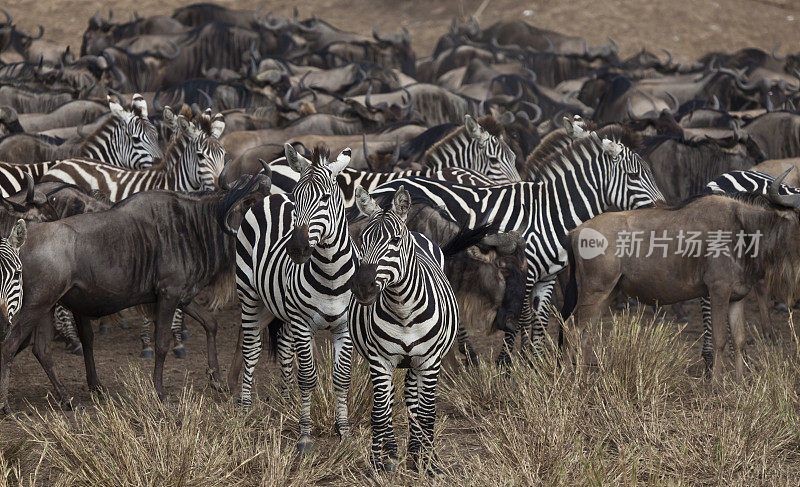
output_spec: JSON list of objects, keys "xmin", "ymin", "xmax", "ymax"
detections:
[
  {"xmin": 76, "ymin": 113, "xmax": 118, "ymax": 154},
  {"xmin": 528, "ymin": 124, "xmax": 641, "ymax": 180},
  {"xmin": 422, "ymin": 115, "xmax": 505, "ymax": 160},
  {"xmin": 311, "ymin": 144, "xmax": 331, "ymax": 166}
]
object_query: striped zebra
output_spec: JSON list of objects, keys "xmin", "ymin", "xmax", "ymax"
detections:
[
  {"xmin": 699, "ymin": 168, "xmax": 800, "ymax": 369},
  {"xmin": 41, "ymin": 109, "xmax": 226, "ymax": 198},
  {"xmin": 78, "ymin": 95, "xmax": 163, "ymax": 169},
  {"xmin": 0, "ymin": 219, "xmax": 26, "ymax": 336},
  {"xmin": 349, "ymin": 186, "xmax": 458, "ymax": 473},
  {"xmin": 369, "ymin": 126, "xmax": 665, "ymax": 363},
  {"xmin": 234, "ymin": 144, "xmax": 358, "ymax": 452},
  {"xmin": 266, "ymin": 114, "xmax": 518, "ymax": 205}
]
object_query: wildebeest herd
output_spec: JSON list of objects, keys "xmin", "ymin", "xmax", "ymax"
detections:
[{"xmin": 1, "ymin": 2, "xmax": 800, "ymax": 474}]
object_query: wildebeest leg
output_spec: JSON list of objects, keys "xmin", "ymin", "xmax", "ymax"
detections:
[
  {"xmin": 152, "ymin": 297, "xmax": 180, "ymax": 401},
  {"xmin": 227, "ymin": 326, "xmax": 244, "ymax": 393},
  {"xmin": 0, "ymin": 308, "xmax": 48, "ymax": 415},
  {"xmin": 31, "ymin": 311, "xmax": 72, "ymax": 408},
  {"xmin": 728, "ymin": 299, "xmax": 746, "ymax": 381},
  {"xmin": 74, "ymin": 314, "xmax": 104, "ymax": 394},
  {"xmin": 709, "ymin": 287, "xmax": 732, "ymax": 384},
  {"xmin": 497, "ymin": 299, "xmax": 532, "ymax": 366},
  {"xmin": 700, "ymin": 296, "xmax": 713, "ymax": 373},
  {"xmin": 181, "ymin": 302, "xmax": 223, "ymax": 391},
  {"xmin": 571, "ymin": 283, "xmax": 616, "ymax": 372},
  {"xmin": 331, "ymin": 323, "xmax": 352, "ymax": 439},
  {"xmin": 754, "ymin": 282, "xmax": 774, "ymax": 342}
]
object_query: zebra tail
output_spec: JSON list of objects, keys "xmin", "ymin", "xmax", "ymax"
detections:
[
  {"xmin": 560, "ymin": 233, "xmax": 578, "ymax": 321},
  {"xmin": 266, "ymin": 319, "xmax": 283, "ymax": 362},
  {"xmin": 440, "ymin": 222, "xmax": 501, "ymax": 259}
]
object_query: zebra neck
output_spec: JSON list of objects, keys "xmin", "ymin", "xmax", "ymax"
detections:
[
  {"xmin": 536, "ymin": 161, "xmax": 609, "ymax": 239},
  {"xmin": 310, "ymin": 208, "xmax": 356, "ymax": 269},
  {"xmin": 163, "ymin": 137, "xmax": 197, "ymax": 191},
  {"xmin": 424, "ymin": 133, "xmax": 478, "ymax": 171},
  {"xmin": 379, "ymin": 250, "xmax": 423, "ymax": 322}
]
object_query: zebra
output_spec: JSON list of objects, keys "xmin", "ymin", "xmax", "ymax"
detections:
[
  {"xmin": 369, "ymin": 125, "xmax": 665, "ymax": 364},
  {"xmin": 349, "ymin": 185, "xmax": 458, "ymax": 473},
  {"xmin": 0, "ymin": 219, "xmax": 26, "ymax": 338},
  {"xmin": 78, "ymin": 95, "xmax": 163, "ymax": 169},
  {"xmin": 266, "ymin": 114, "xmax": 518, "ymax": 204},
  {"xmin": 699, "ymin": 168, "xmax": 800, "ymax": 369},
  {"xmin": 233, "ymin": 143, "xmax": 358, "ymax": 452},
  {"xmin": 41, "ymin": 109, "xmax": 226, "ymax": 198}
]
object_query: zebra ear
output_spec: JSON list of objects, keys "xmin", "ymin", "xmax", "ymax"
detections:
[
  {"xmin": 210, "ymin": 113, "xmax": 225, "ymax": 138},
  {"xmin": 355, "ymin": 186, "xmax": 377, "ymax": 217},
  {"xmin": 178, "ymin": 116, "xmax": 200, "ymax": 139},
  {"xmin": 107, "ymin": 96, "xmax": 129, "ymax": 122},
  {"xmin": 8, "ymin": 219, "xmax": 26, "ymax": 250},
  {"xmin": 391, "ymin": 185, "xmax": 411, "ymax": 220},
  {"xmin": 131, "ymin": 93, "xmax": 148, "ymax": 118},
  {"xmin": 328, "ymin": 147, "xmax": 351, "ymax": 176},
  {"xmin": 601, "ymin": 138, "xmax": 623, "ymax": 159},
  {"xmin": 162, "ymin": 106, "xmax": 179, "ymax": 132},
  {"xmin": 465, "ymin": 114, "xmax": 489, "ymax": 145},
  {"xmin": 284, "ymin": 143, "xmax": 310, "ymax": 173}
]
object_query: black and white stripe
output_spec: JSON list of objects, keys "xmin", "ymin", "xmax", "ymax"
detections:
[
  {"xmin": 0, "ymin": 220, "xmax": 25, "ymax": 337},
  {"xmin": 370, "ymin": 127, "xmax": 665, "ymax": 361},
  {"xmin": 235, "ymin": 144, "xmax": 358, "ymax": 451},
  {"xmin": 349, "ymin": 185, "xmax": 458, "ymax": 472}
]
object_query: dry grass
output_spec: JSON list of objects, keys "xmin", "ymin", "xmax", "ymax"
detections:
[{"xmin": 1, "ymin": 315, "xmax": 799, "ymax": 485}]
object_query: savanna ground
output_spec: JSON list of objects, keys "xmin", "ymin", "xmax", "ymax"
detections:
[{"xmin": 2, "ymin": 0, "xmax": 800, "ymax": 484}]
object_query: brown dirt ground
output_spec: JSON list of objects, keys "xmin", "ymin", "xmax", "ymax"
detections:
[{"xmin": 2, "ymin": 0, "xmax": 800, "ymax": 479}]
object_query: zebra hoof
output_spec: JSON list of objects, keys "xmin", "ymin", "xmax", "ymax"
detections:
[
  {"xmin": 117, "ymin": 320, "xmax": 128, "ymax": 329},
  {"xmin": 172, "ymin": 346, "xmax": 187, "ymax": 359},
  {"xmin": 98, "ymin": 324, "xmax": 110, "ymax": 335},
  {"xmin": 496, "ymin": 353, "xmax": 512, "ymax": 369},
  {"xmin": 775, "ymin": 303, "xmax": 790, "ymax": 312},
  {"xmin": 464, "ymin": 351, "xmax": 480, "ymax": 367},
  {"xmin": 180, "ymin": 329, "xmax": 190, "ymax": 341},
  {"xmin": 70, "ymin": 345, "xmax": 83, "ymax": 356},
  {"xmin": 141, "ymin": 348, "xmax": 154, "ymax": 359},
  {"xmin": 296, "ymin": 435, "xmax": 313, "ymax": 454}
]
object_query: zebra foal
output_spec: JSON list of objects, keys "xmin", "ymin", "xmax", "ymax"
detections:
[{"xmin": 349, "ymin": 185, "xmax": 458, "ymax": 474}]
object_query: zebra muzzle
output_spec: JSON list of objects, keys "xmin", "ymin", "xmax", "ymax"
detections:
[
  {"xmin": 350, "ymin": 264, "xmax": 381, "ymax": 305},
  {"xmin": 286, "ymin": 224, "xmax": 312, "ymax": 264}
]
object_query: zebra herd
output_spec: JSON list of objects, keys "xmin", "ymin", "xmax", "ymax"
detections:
[{"xmin": 4, "ymin": 4, "xmax": 800, "ymax": 474}]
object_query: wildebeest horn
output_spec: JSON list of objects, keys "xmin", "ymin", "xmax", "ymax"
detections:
[
  {"xmin": 626, "ymin": 98, "xmax": 640, "ymax": 121},
  {"xmin": 787, "ymin": 98, "xmax": 797, "ymax": 112},
  {"xmin": 543, "ymin": 36, "xmax": 554, "ymax": 53},
  {"xmin": 0, "ymin": 7, "xmax": 11, "ymax": 26},
  {"xmin": 24, "ymin": 172, "xmax": 34, "ymax": 205},
  {"xmin": 521, "ymin": 101, "xmax": 541, "ymax": 123},
  {"xmin": 199, "ymin": 89, "xmax": 212, "ymax": 109},
  {"xmin": 521, "ymin": 67, "xmax": 537, "ymax": 83},
  {"xmin": 665, "ymin": 92, "xmax": 679, "ymax": 114},
  {"xmin": 393, "ymin": 135, "xmax": 400, "ymax": 163},
  {"xmin": 362, "ymin": 133, "xmax": 371, "ymax": 166},
  {"xmin": 372, "ymin": 25, "xmax": 386, "ymax": 43},
  {"xmin": 552, "ymin": 109, "xmax": 565, "ymax": 128},
  {"xmin": 607, "ymin": 36, "xmax": 618, "ymax": 53},
  {"xmin": 498, "ymin": 110, "xmax": 515, "ymax": 125},
  {"xmin": 29, "ymin": 25, "xmax": 44, "ymax": 40},
  {"xmin": 660, "ymin": 48, "xmax": 673, "ymax": 67},
  {"xmin": 400, "ymin": 87, "xmax": 413, "ymax": 114},
  {"xmin": 772, "ymin": 42, "xmax": 787, "ymax": 61},
  {"xmin": 766, "ymin": 96, "xmax": 774, "ymax": 112},
  {"xmin": 77, "ymin": 119, "xmax": 89, "ymax": 138},
  {"xmin": 477, "ymin": 99, "xmax": 486, "ymax": 116},
  {"xmin": 710, "ymin": 95, "xmax": 720, "ymax": 110},
  {"xmin": 257, "ymin": 159, "xmax": 272, "ymax": 178},
  {"xmin": 767, "ymin": 168, "xmax": 800, "ymax": 208},
  {"xmin": 365, "ymin": 85, "xmax": 389, "ymax": 111},
  {"xmin": 581, "ymin": 39, "xmax": 588, "ymax": 57}
]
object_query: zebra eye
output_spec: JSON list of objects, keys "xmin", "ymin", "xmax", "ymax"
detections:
[
  {"xmin": 391, "ymin": 236, "xmax": 401, "ymax": 244},
  {"xmin": 320, "ymin": 194, "xmax": 331, "ymax": 202}
]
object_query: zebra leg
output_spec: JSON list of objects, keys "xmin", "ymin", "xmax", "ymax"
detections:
[
  {"xmin": 368, "ymin": 360, "xmax": 398, "ymax": 471},
  {"xmin": 239, "ymin": 296, "xmax": 267, "ymax": 410},
  {"xmin": 456, "ymin": 324, "xmax": 478, "ymax": 366},
  {"xmin": 140, "ymin": 318, "xmax": 154, "ymax": 359},
  {"xmin": 294, "ymin": 325, "xmax": 318, "ymax": 453},
  {"xmin": 171, "ymin": 309, "xmax": 186, "ymax": 359},
  {"xmin": 54, "ymin": 305, "xmax": 82, "ymax": 355},
  {"xmin": 408, "ymin": 365, "xmax": 442, "ymax": 475},
  {"xmin": 276, "ymin": 323, "xmax": 295, "ymax": 399},
  {"xmin": 700, "ymin": 296, "xmax": 713, "ymax": 373},
  {"xmin": 496, "ymin": 328, "xmax": 518, "ymax": 367},
  {"xmin": 331, "ymin": 323, "xmax": 352, "ymax": 439},
  {"xmin": 32, "ymin": 311, "xmax": 73, "ymax": 409},
  {"xmin": 526, "ymin": 280, "xmax": 556, "ymax": 358}
]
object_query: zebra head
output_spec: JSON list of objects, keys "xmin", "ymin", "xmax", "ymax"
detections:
[
  {"xmin": 350, "ymin": 185, "xmax": 412, "ymax": 305},
  {"xmin": 178, "ymin": 110, "xmax": 226, "ymax": 191},
  {"xmin": 284, "ymin": 143, "xmax": 351, "ymax": 264},
  {"xmin": 464, "ymin": 115, "xmax": 520, "ymax": 183},
  {"xmin": 0, "ymin": 219, "xmax": 25, "ymax": 339},
  {"xmin": 593, "ymin": 134, "xmax": 665, "ymax": 209},
  {"xmin": 105, "ymin": 94, "xmax": 162, "ymax": 169}
]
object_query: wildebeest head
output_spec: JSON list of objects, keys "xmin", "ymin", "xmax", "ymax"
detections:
[
  {"xmin": 284, "ymin": 143, "xmax": 351, "ymax": 264},
  {"xmin": 462, "ymin": 114, "xmax": 520, "ymax": 182},
  {"xmin": 590, "ymin": 128, "xmax": 665, "ymax": 209},
  {"xmin": 178, "ymin": 109, "xmax": 226, "ymax": 190},
  {"xmin": 0, "ymin": 219, "xmax": 25, "ymax": 340},
  {"xmin": 350, "ymin": 185, "xmax": 412, "ymax": 305}
]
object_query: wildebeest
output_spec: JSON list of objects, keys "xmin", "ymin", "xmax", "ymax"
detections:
[
  {"xmin": 561, "ymin": 181, "xmax": 800, "ymax": 382},
  {"xmin": 0, "ymin": 173, "xmax": 271, "ymax": 413}
]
